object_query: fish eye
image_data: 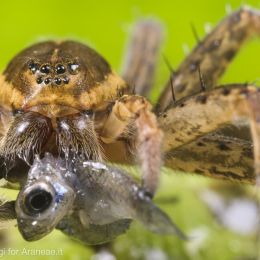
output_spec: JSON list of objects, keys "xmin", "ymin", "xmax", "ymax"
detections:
[{"xmin": 24, "ymin": 188, "xmax": 53, "ymax": 214}]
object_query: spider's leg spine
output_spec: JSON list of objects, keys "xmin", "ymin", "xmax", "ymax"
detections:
[
  {"xmin": 170, "ymin": 75, "xmax": 176, "ymax": 103},
  {"xmin": 190, "ymin": 22, "xmax": 201, "ymax": 44},
  {"xmin": 198, "ymin": 65, "xmax": 207, "ymax": 92},
  {"xmin": 162, "ymin": 54, "xmax": 175, "ymax": 74}
]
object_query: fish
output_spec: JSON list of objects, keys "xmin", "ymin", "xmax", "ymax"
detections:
[{"xmin": 1, "ymin": 153, "xmax": 186, "ymax": 245}]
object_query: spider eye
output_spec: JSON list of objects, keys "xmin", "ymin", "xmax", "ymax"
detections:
[
  {"xmin": 55, "ymin": 64, "xmax": 66, "ymax": 74},
  {"xmin": 36, "ymin": 77, "xmax": 43, "ymax": 84},
  {"xmin": 54, "ymin": 77, "xmax": 62, "ymax": 85},
  {"xmin": 24, "ymin": 188, "xmax": 53, "ymax": 214},
  {"xmin": 63, "ymin": 76, "xmax": 70, "ymax": 84},
  {"xmin": 28, "ymin": 62, "xmax": 40, "ymax": 74},
  {"xmin": 68, "ymin": 63, "xmax": 79, "ymax": 75},
  {"xmin": 44, "ymin": 77, "xmax": 52, "ymax": 85},
  {"xmin": 40, "ymin": 64, "xmax": 51, "ymax": 74}
]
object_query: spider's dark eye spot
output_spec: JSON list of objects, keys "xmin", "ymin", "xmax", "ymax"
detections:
[
  {"xmin": 40, "ymin": 64, "xmax": 51, "ymax": 74},
  {"xmin": 28, "ymin": 62, "xmax": 40, "ymax": 74},
  {"xmin": 44, "ymin": 78, "xmax": 52, "ymax": 85},
  {"xmin": 68, "ymin": 63, "xmax": 79, "ymax": 75},
  {"xmin": 55, "ymin": 64, "xmax": 66, "ymax": 74},
  {"xmin": 36, "ymin": 77, "xmax": 43, "ymax": 84},
  {"xmin": 63, "ymin": 77, "xmax": 70, "ymax": 84},
  {"xmin": 24, "ymin": 189, "xmax": 53, "ymax": 214},
  {"xmin": 54, "ymin": 77, "xmax": 62, "ymax": 85}
]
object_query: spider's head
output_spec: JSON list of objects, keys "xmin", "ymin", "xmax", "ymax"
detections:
[{"xmin": 1, "ymin": 41, "xmax": 127, "ymax": 117}]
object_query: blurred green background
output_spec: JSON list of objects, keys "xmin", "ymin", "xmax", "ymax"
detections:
[{"xmin": 1, "ymin": 0, "xmax": 260, "ymax": 259}]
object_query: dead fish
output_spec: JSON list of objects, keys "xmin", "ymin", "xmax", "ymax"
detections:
[{"xmin": 2, "ymin": 153, "xmax": 186, "ymax": 245}]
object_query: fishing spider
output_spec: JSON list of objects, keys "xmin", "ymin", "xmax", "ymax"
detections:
[{"xmin": 0, "ymin": 6, "xmax": 260, "ymax": 200}]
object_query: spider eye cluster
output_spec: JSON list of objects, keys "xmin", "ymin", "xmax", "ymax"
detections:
[{"xmin": 28, "ymin": 61, "xmax": 80, "ymax": 86}]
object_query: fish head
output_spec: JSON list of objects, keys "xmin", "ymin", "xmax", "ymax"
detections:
[{"xmin": 15, "ymin": 153, "xmax": 75, "ymax": 241}]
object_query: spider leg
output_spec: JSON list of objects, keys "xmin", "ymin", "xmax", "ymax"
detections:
[
  {"xmin": 100, "ymin": 95, "xmax": 163, "ymax": 196},
  {"xmin": 159, "ymin": 84, "xmax": 260, "ymax": 182},
  {"xmin": 166, "ymin": 134, "xmax": 254, "ymax": 183},
  {"xmin": 246, "ymin": 91, "xmax": 260, "ymax": 184},
  {"xmin": 160, "ymin": 85, "xmax": 258, "ymax": 151},
  {"xmin": 156, "ymin": 6, "xmax": 260, "ymax": 111},
  {"xmin": 122, "ymin": 20, "xmax": 163, "ymax": 97}
]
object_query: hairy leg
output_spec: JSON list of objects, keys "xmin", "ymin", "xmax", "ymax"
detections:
[
  {"xmin": 165, "ymin": 134, "xmax": 254, "ymax": 183},
  {"xmin": 159, "ymin": 85, "xmax": 259, "ymax": 151},
  {"xmin": 156, "ymin": 7, "xmax": 260, "ymax": 111},
  {"xmin": 122, "ymin": 20, "xmax": 163, "ymax": 97},
  {"xmin": 158, "ymin": 84, "xmax": 260, "ymax": 182},
  {"xmin": 247, "ymin": 92, "xmax": 260, "ymax": 184},
  {"xmin": 100, "ymin": 95, "xmax": 163, "ymax": 196}
]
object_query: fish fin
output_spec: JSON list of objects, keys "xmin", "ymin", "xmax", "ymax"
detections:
[
  {"xmin": 0, "ymin": 200, "xmax": 16, "ymax": 229},
  {"xmin": 135, "ymin": 193, "xmax": 188, "ymax": 240}
]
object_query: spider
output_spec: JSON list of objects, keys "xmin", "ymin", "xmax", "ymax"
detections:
[{"xmin": 0, "ymin": 6, "xmax": 260, "ymax": 204}]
